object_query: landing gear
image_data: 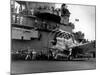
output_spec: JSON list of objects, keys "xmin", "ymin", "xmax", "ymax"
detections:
[{"xmin": 68, "ymin": 55, "xmax": 73, "ymax": 61}]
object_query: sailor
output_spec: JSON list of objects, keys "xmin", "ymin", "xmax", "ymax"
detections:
[
  {"xmin": 61, "ymin": 4, "xmax": 70, "ymax": 17},
  {"xmin": 60, "ymin": 3, "xmax": 70, "ymax": 24},
  {"xmin": 25, "ymin": 47, "xmax": 32, "ymax": 60}
]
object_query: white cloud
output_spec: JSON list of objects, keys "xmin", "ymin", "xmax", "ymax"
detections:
[{"xmin": 68, "ymin": 5, "xmax": 95, "ymax": 41}]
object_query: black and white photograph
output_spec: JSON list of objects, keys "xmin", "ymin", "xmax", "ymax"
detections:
[{"xmin": 11, "ymin": 0, "xmax": 96, "ymax": 74}]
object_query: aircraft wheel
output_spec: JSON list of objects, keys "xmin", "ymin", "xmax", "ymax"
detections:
[{"xmin": 68, "ymin": 56, "xmax": 73, "ymax": 61}]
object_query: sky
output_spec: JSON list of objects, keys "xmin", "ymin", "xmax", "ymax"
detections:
[{"xmin": 55, "ymin": 4, "xmax": 96, "ymax": 41}]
